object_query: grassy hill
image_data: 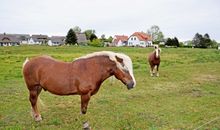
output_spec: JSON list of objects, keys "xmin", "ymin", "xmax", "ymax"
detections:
[{"xmin": 0, "ymin": 46, "xmax": 220, "ymax": 129}]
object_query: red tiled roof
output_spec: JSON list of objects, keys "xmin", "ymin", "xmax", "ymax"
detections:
[
  {"xmin": 113, "ymin": 35, "xmax": 128, "ymax": 44},
  {"xmin": 131, "ymin": 32, "xmax": 151, "ymax": 41}
]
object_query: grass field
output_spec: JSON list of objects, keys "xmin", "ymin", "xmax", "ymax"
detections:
[{"xmin": 0, "ymin": 46, "xmax": 220, "ymax": 130}]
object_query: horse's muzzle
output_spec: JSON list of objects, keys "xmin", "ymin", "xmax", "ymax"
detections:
[{"xmin": 127, "ymin": 81, "xmax": 134, "ymax": 90}]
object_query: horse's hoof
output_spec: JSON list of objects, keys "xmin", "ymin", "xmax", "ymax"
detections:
[
  {"xmin": 34, "ymin": 115, "xmax": 42, "ymax": 122},
  {"xmin": 83, "ymin": 121, "xmax": 91, "ymax": 130}
]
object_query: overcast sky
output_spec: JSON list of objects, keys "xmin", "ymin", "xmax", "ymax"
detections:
[{"xmin": 1, "ymin": 0, "xmax": 220, "ymax": 41}]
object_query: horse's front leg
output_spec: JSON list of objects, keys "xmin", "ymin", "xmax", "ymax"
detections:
[
  {"xmin": 80, "ymin": 93, "xmax": 92, "ymax": 130},
  {"xmin": 80, "ymin": 93, "xmax": 91, "ymax": 114},
  {"xmin": 156, "ymin": 65, "xmax": 160, "ymax": 77},
  {"xmin": 150, "ymin": 65, "xmax": 154, "ymax": 77}
]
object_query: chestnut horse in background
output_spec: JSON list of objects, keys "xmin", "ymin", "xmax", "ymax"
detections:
[
  {"xmin": 23, "ymin": 51, "xmax": 136, "ymax": 121},
  {"xmin": 148, "ymin": 45, "xmax": 161, "ymax": 77}
]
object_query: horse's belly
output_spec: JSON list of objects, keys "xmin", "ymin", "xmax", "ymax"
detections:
[{"xmin": 40, "ymin": 77, "xmax": 78, "ymax": 95}]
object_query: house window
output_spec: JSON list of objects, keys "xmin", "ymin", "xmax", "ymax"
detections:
[
  {"xmin": 134, "ymin": 37, "xmax": 136, "ymax": 40},
  {"xmin": 131, "ymin": 38, "xmax": 133, "ymax": 40}
]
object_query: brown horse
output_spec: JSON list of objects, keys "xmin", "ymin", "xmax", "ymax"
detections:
[
  {"xmin": 148, "ymin": 45, "xmax": 161, "ymax": 77},
  {"xmin": 23, "ymin": 51, "xmax": 136, "ymax": 121}
]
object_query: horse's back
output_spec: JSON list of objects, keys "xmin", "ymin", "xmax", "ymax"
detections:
[
  {"xmin": 23, "ymin": 56, "xmax": 69, "ymax": 86},
  {"xmin": 23, "ymin": 56, "xmax": 54, "ymax": 74}
]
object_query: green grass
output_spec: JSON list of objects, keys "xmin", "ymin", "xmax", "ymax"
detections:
[{"xmin": 0, "ymin": 46, "xmax": 220, "ymax": 129}]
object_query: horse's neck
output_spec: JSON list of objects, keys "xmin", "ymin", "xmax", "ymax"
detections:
[
  {"xmin": 99, "ymin": 58, "xmax": 115, "ymax": 82},
  {"xmin": 76, "ymin": 56, "xmax": 115, "ymax": 83}
]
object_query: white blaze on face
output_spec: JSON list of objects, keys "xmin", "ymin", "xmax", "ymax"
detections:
[
  {"xmin": 155, "ymin": 48, "xmax": 161, "ymax": 58},
  {"xmin": 155, "ymin": 49, "xmax": 159, "ymax": 58}
]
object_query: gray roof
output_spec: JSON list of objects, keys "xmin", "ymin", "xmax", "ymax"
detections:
[
  {"xmin": 50, "ymin": 36, "xmax": 65, "ymax": 43},
  {"xmin": 76, "ymin": 33, "xmax": 87, "ymax": 43},
  {"xmin": 0, "ymin": 33, "xmax": 30, "ymax": 41},
  {"xmin": 31, "ymin": 34, "xmax": 49, "ymax": 42},
  {"xmin": 0, "ymin": 34, "xmax": 20, "ymax": 43},
  {"xmin": 8, "ymin": 34, "xmax": 30, "ymax": 40}
]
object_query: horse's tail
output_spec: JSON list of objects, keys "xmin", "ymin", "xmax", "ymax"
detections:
[
  {"xmin": 30, "ymin": 96, "xmax": 46, "ymax": 117},
  {"xmin": 23, "ymin": 58, "xmax": 29, "ymax": 68}
]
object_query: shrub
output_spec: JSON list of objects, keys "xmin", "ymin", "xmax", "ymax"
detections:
[{"xmin": 88, "ymin": 39, "xmax": 103, "ymax": 47}]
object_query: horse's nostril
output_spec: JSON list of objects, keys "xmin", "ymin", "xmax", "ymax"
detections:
[{"xmin": 127, "ymin": 81, "xmax": 134, "ymax": 90}]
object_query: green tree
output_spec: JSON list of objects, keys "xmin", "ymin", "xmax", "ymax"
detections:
[
  {"xmin": 192, "ymin": 33, "xmax": 213, "ymax": 48},
  {"xmin": 147, "ymin": 25, "xmax": 164, "ymax": 44},
  {"xmin": 210, "ymin": 40, "xmax": 218, "ymax": 48},
  {"xmin": 72, "ymin": 26, "xmax": 81, "ymax": 33},
  {"xmin": 204, "ymin": 33, "xmax": 212, "ymax": 47},
  {"xmin": 65, "ymin": 29, "xmax": 77, "ymax": 45},
  {"xmin": 90, "ymin": 33, "xmax": 97, "ymax": 42},
  {"xmin": 101, "ymin": 34, "xmax": 106, "ymax": 41},
  {"xmin": 165, "ymin": 37, "xmax": 180, "ymax": 47},
  {"xmin": 192, "ymin": 33, "xmax": 202, "ymax": 47},
  {"xmin": 84, "ymin": 29, "xmax": 96, "ymax": 40},
  {"xmin": 107, "ymin": 36, "xmax": 113, "ymax": 43},
  {"xmin": 165, "ymin": 38, "xmax": 172, "ymax": 46},
  {"xmin": 174, "ymin": 37, "xmax": 180, "ymax": 47}
]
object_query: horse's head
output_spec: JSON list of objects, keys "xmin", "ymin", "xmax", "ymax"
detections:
[
  {"xmin": 112, "ymin": 54, "xmax": 136, "ymax": 90},
  {"xmin": 154, "ymin": 45, "xmax": 161, "ymax": 58},
  {"xmin": 75, "ymin": 51, "xmax": 136, "ymax": 90}
]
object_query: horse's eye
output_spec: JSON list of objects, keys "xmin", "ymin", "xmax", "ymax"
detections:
[
  {"xmin": 121, "ymin": 63, "xmax": 125, "ymax": 67},
  {"xmin": 123, "ymin": 68, "xmax": 129, "ymax": 74},
  {"xmin": 123, "ymin": 65, "xmax": 129, "ymax": 72}
]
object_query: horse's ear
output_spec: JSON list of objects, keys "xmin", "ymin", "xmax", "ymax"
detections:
[{"xmin": 115, "ymin": 56, "xmax": 123, "ymax": 63}]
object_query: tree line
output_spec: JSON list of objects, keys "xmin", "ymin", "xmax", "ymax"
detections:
[
  {"xmin": 65, "ymin": 26, "xmax": 112, "ymax": 47},
  {"xmin": 66, "ymin": 25, "xmax": 219, "ymax": 48},
  {"xmin": 147, "ymin": 25, "xmax": 219, "ymax": 48}
]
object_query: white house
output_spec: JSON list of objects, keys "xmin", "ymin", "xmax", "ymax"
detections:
[
  {"xmin": 127, "ymin": 32, "xmax": 152, "ymax": 47},
  {"xmin": 48, "ymin": 36, "xmax": 65, "ymax": 46},
  {"xmin": 0, "ymin": 33, "xmax": 30, "ymax": 45},
  {"xmin": 29, "ymin": 35, "xmax": 49, "ymax": 45},
  {"xmin": 112, "ymin": 35, "xmax": 128, "ymax": 46},
  {"xmin": 0, "ymin": 34, "xmax": 20, "ymax": 46},
  {"xmin": 14, "ymin": 34, "xmax": 30, "ymax": 44}
]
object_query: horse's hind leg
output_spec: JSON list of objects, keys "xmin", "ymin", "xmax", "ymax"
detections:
[{"xmin": 29, "ymin": 85, "xmax": 42, "ymax": 121}]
